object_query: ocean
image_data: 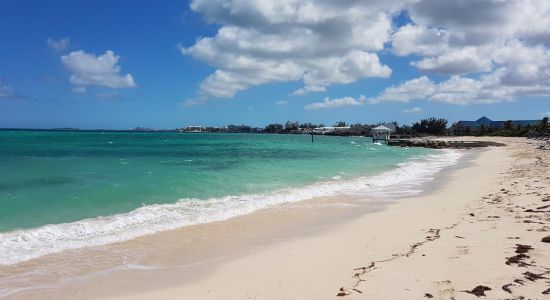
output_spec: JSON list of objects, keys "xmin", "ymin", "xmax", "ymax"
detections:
[{"xmin": 0, "ymin": 131, "xmax": 461, "ymax": 265}]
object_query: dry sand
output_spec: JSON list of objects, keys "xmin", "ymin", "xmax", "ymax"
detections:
[{"xmin": 105, "ymin": 138, "xmax": 550, "ymax": 299}]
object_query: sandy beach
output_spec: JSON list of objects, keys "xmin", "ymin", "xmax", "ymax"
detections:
[
  {"xmin": 107, "ymin": 137, "xmax": 550, "ymax": 300},
  {"xmin": 4, "ymin": 137, "xmax": 550, "ymax": 299}
]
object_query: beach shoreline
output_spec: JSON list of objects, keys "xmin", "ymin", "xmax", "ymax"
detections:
[
  {"xmin": 1, "ymin": 147, "xmax": 460, "ymax": 298},
  {"xmin": 3, "ymin": 137, "xmax": 550, "ymax": 299}
]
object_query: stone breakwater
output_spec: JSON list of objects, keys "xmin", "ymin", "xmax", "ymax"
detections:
[{"xmin": 387, "ymin": 139, "xmax": 506, "ymax": 149}]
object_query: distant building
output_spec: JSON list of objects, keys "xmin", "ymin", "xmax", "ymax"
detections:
[
  {"xmin": 312, "ymin": 126, "xmax": 351, "ymax": 134},
  {"xmin": 451, "ymin": 116, "xmax": 540, "ymax": 135},
  {"xmin": 185, "ymin": 125, "xmax": 206, "ymax": 132}
]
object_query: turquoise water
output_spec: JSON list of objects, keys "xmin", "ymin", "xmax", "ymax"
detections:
[
  {"xmin": 0, "ymin": 131, "xmax": 427, "ymax": 231},
  {"xmin": 0, "ymin": 130, "xmax": 461, "ymax": 265}
]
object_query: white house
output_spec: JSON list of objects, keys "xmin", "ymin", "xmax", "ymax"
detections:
[{"xmin": 185, "ymin": 126, "xmax": 206, "ymax": 132}]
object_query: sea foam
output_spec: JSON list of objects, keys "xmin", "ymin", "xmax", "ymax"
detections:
[{"xmin": 0, "ymin": 149, "xmax": 461, "ymax": 265}]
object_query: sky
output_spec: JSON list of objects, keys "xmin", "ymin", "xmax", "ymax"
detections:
[{"xmin": 0, "ymin": 0, "xmax": 549, "ymax": 129}]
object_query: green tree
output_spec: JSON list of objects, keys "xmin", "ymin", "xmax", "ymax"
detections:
[
  {"xmin": 333, "ymin": 121, "xmax": 348, "ymax": 127},
  {"xmin": 539, "ymin": 117, "xmax": 549, "ymax": 131},
  {"xmin": 412, "ymin": 117, "xmax": 448, "ymax": 135},
  {"xmin": 479, "ymin": 124, "xmax": 486, "ymax": 135},
  {"xmin": 264, "ymin": 123, "xmax": 284, "ymax": 133},
  {"xmin": 503, "ymin": 120, "xmax": 514, "ymax": 132}
]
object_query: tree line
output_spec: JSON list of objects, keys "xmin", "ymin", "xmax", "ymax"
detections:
[{"xmin": 199, "ymin": 116, "xmax": 550, "ymax": 137}]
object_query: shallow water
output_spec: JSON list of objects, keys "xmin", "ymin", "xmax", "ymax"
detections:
[{"xmin": 0, "ymin": 131, "xmax": 458, "ymax": 265}]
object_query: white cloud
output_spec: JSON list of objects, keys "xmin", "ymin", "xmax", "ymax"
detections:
[
  {"xmin": 276, "ymin": 100, "xmax": 289, "ymax": 105},
  {"xmin": 541, "ymin": 111, "xmax": 550, "ymax": 117},
  {"xmin": 383, "ymin": 0, "xmax": 550, "ymax": 103},
  {"xmin": 392, "ymin": 24, "xmax": 449, "ymax": 57},
  {"xmin": 305, "ymin": 95, "xmax": 366, "ymax": 110},
  {"xmin": 182, "ymin": 0, "xmax": 550, "ymax": 105},
  {"xmin": 47, "ymin": 37, "xmax": 70, "ymax": 52},
  {"xmin": 292, "ymin": 85, "xmax": 326, "ymax": 96},
  {"xmin": 407, "ymin": 0, "xmax": 550, "ymax": 44},
  {"xmin": 402, "ymin": 107, "xmax": 423, "ymax": 114},
  {"xmin": 369, "ymin": 76, "xmax": 436, "ymax": 104},
  {"xmin": 182, "ymin": 0, "xmax": 401, "ymax": 99},
  {"xmin": 0, "ymin": 85, "xmax": 16, "ymax": 100},
  {"xmin": 411, "ymin": 47, "xmax": 492, "ymax": 75},
  {"xmin": 370, "ymin": 73, "xmax": 545, "ymax": 105},
  {"xmin": 61, "ymin": 50, "xmax": 136, "ymax": 89}
]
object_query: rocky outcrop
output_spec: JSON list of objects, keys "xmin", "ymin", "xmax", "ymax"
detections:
[{"xmin": 387, "ymin": 139, "xmax": 506, "ymax": 149}]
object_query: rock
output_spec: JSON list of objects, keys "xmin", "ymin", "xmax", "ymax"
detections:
[{"xmin": 541, "ymin": 235, "xmax": 550, "ymax": 243}]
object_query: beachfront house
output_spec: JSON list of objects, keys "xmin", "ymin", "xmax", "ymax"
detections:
[
  {"xmin": 184, "ymin": 125, "xmax": 206, "ymax": 132},
  {"xmin": 451, "ymin": 116, "xmax": 541, "ymax": 135},
  {"xmin": 372, "ymin": 125, "xmax": 391, "ymax": 142}
]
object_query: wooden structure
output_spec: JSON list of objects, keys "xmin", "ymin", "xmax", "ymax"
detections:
[{"xmin": 372, "ymin": 125, "xmax": 391, "ymax": 143}]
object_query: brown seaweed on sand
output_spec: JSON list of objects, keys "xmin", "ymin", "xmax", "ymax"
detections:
[
  {"xmin": 464, "ymin": 285, "xmax": 492, "ymax": 297},
  {"xmin": 515, "ymin": 244, "xmax": 533, "ymax": 254},
  {"xmin": 337, "ymin": 287, "xmax": 349, "ymax": 297},
  {"xmin": 502, "ymin": 283, "xmax": 514, "ymax": 294},
  {"xmin": 505, "ymin": 254, "xmax": 531, "ymax": 267},
  {"xmin": 523, "ymin": 271, "xmax": 547, "ymax": 281}
]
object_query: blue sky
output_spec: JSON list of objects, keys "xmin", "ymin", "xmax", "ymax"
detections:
[{"xmin": 0, "ymin": 0, "xmax": 549, "ymax": 129}]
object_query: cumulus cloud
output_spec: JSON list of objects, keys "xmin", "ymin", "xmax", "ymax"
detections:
[
  {"xmin": 384, "ymin": 0, "xmax": 550, "ymax": 104},
  {"xmin": 402, "ymin": 107, "xmax": 423, "ymax": 114},
  {"xmin": 305, "ymin": 95, "xmax": 366, "ymax": 110},
  {"xmin": 370, "ymin": 71, "xmax": 550, "ymax": 105},
  {"xmin": 392, "ymin": 24, "xmax": 449, "ymax": 57},
  {"xmin": 182, "ymin": 0, "xmax": 550, "ymax": 105},
  {"xmin": 47, "ymin": 37, "xmax": 70, "ymax": 52},
  {"xmin": 369, "ymin": 76, "xmax": 436, "ymax": 104},
  {"xmin": 182, "ymin": 0, "xmax": 400, "ymax": 98},
  {"xmin": 276, "ymin": 100, "xmax": 289, "ymax": 105},
  {"xmin": 61, "ymin": 50, "xmax": 136, "ymax": 89},
  {"xmin": 411, "ymin": 47, "xmax": 493, "ymax": 75},
  {"xmin": 292, "ymin": 85, "xmax": 326, "ymax": 96}
]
